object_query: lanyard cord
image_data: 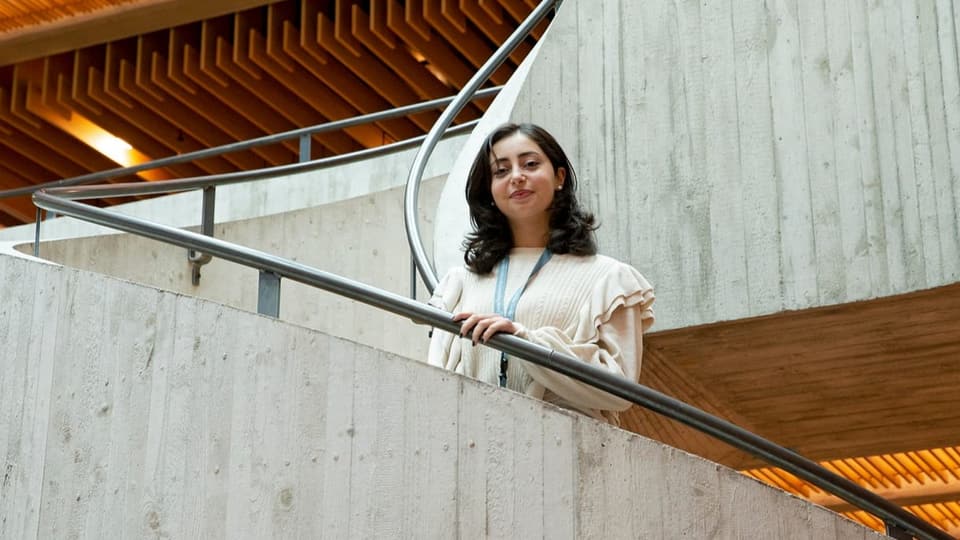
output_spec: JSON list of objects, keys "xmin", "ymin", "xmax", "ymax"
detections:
[{"xmin": 493, "ymin": 249, "xmax": 553, "ymax": 388}]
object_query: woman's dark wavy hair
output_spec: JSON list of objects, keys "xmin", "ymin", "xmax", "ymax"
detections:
[{"xmin": 463, "ymin": 122, "xmax": 597, "ymax": 274}]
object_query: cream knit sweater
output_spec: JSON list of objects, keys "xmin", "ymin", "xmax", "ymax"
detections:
[{"xmin": 427, "ymin": 247, "xmax": 655, "ymax": 425}]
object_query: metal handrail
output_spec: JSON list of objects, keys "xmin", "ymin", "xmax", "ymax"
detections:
[
  {"xmin": 398, "ymin": 0, "xmax": 950, "ymax": 539},
  {"xmin": 31, "ymin": 187, "xmax": 949, "ymax": 540},
  {"xmin": 43, "ymin": 123, "xmax": 477, "ymax": 202},
  {"xmin": 0, "ymin": 87, "xmax": 501, "ymax": 201}
]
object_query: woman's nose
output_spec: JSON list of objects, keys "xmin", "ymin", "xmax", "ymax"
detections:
[{"xmin": 510, "ymin": 166, "xmax": 525, "ymax": 183}]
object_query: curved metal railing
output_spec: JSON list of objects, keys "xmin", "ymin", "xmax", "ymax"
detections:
[
  {"xmin": 2, "ymin": 88, "xmax": 497, "ymax": 266},
  {"xmin": 0, "ymin": 88, "xmax": 500, "ymax": 202},
  {"xmin": 402, "ymin": 0, "xmax": 553, "ymax": 293},
  {"xmin": 399, "ymin": 1, "xmax": 949, "ymax": 539}
]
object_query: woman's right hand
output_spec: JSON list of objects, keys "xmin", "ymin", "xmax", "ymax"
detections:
[{"xmin": 453, "ymin": 312, "xmax": 521, "ymax": 345}]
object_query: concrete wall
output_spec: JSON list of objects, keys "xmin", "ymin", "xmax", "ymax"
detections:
[
  {"xmin": 24, "ymin": 177, "xmax": 444, "ymax": 363},
  {"xmin": 0, "ymin": 252, "xmax": 886, "ymax": 539},
  {"xmin": 435, "ymin": 0, "xmax": 960, "ymax": 330}
]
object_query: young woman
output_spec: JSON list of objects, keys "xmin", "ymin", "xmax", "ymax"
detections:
[{"xmin": 428, "ymin": 123, "xmax": 655, "ymax": 426}]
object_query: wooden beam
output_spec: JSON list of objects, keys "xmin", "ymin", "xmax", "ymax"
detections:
[
  {"xmin": 124, "ymin": 32, "xmax": 264, "ymax": 170},
  {"xmin": 0, "ymin": 0, "xmax": 278, "ymax": 65},
  {"xmin": 621, "ymin": 346, "xmax": 762, "ymax": 467},
  {"xmin": 808, "ymin": 474, "xmax": 960, "ymax": 513}
]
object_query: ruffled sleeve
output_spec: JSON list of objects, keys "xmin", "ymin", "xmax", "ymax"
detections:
[
  {"xmin": 429, "ymin": 266, "xmax": 465, "ymax": 309},
  {"xmin": 426, "ymin": 267, "xmax": 465, "ymax": 369},
  {"xmin": 571, "ymin": 262, "xmax": 655, "ymax": 343},
  {"xmin": 515, "ymin": 260, "xmax": 655, "ymax": 414}
]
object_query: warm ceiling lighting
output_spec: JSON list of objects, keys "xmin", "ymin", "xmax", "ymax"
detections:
[
  {"xmin": 88, "ymin": 131, "xmax": 133, "ymax": 162},
  {"xmin": 32, "ymin": 107, "xmax": 167, "ymax": 180}
]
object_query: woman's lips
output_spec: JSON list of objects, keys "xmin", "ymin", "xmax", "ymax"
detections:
[{"xmin": 510, "ymin": 189, "xmax": 533, "ymax": 199}]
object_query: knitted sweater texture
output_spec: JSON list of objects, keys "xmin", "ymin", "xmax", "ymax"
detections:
[{"xmin": 428, "ymin": 247, "xmax": 655, "ymax": 425}]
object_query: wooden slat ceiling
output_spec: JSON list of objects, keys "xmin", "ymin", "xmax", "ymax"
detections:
[
  {"xmin": 0, "ymin": 0, "xmax": 545, "ymax": 226},
  {"xmin": 744, "ymin": 447, "xmax": 960, "ymax": 537},
  {"xmin": 1, "ymin": 1, "xmax": 957, "ymax": 537},
  {"xmin": 634, "ymin": 282, "xmax": 960, "ymax": 536},
  {"xmin": 0, "ymin": 0, "xmax": 141, "ymax": 32}
]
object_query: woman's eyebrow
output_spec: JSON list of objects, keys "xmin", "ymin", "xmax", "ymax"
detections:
[{"xmin": 490, "ymin": 151, "xmax": 541, "ymax": 164}]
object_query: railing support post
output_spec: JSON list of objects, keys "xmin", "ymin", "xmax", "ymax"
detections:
[
  {"xmin": 298, "ymin": 134, "xmax": 311, "ymax": 163},
  {"xmin": 188, "ymin": 186, "xmax": 216, "ymax": 285},
  {"xmin": 33, "ymin": 208, "xmax": 42, "ymax": 257},
  {"xmin": 410, "ymin": 258, "xmax": 417, "ymax": 300},
  {"xmin": 257, "ymin": 271, "xmax": 281, "ymax": 317}
]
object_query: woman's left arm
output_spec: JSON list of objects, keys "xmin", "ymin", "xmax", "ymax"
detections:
[{"xmin": 516, "ymin": 303, "xmax": 643, "ymax": 412}]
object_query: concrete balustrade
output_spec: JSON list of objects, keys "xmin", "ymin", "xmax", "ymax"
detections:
[
  {"xmin": 20, "ymin": 177, "xmax": 444, "ymax": 362},
  {"xmin": 0, "ymin": 253, "xmax": 885, "ymax": 539}
]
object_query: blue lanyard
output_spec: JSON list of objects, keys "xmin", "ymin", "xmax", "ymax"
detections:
[{"xmin": 492, "ymin": 249, "xmax": 552, "ymax": 387}]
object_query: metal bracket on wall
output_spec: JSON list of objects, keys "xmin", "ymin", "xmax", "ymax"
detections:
[
  {"xmin": 187, "ymin": 186, "xmax": 216, "ymax": 285},
  {"xmin": 257, "ymin": 270, "xmax": 281, "ymax": 317}
]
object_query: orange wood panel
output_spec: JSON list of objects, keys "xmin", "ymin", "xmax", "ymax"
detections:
[
  {"xmin": 317, "ymin": 12, "xmax": 430, "ymax": 115},
  {"xmin": 351, "ymin": 8, "xmax": 456, "ymax": 99},
  {"xmin": 0, "ymin": 204, "xmax": 31, "ymax": 225},
  {"xmin": 441, "ymin": 0, "xmax": 467, "ymax": 32},
  {"xmin": 185, "ymin": 42, "xmax": 330, "ymax": 155},
  {"xmin": 0, "ymin": 164, "xmax": 43, "ymax": 222},
  {"xmin": 102, "ymin": 42, "xmax": 237, "ymax": 175},
  {"xmin": 280, "ymin": 21, "xmax": 421, "ymax": 142},
  {"xmin": 149, "ymin": 53, "xmax": 279, "ymax": 167},
  {"xmin": 3, "ymin": 71, "xmax": 120, "ymax": 179},
  {"xmin": 0, "ymin": 0, "xmax": 553, "ymax": 225},
  {"xmin": 0, "ymin": 117, "xmax": 128, "ymax": 206},
  {"xmin": 122, "ymin": 33, "xmax": 267, "ymax": 171},
  {"xmin": 0, "ymin": 143, "xmax": 63, "ymax": 186},
  {"xmin": 0, "ymin": 0, "xmax": 142, "ymax": 32},
  {"xmin": 385, "ymin": 0, "xmax": 474, "ymax": 89},
  {"xmin": 289, "ymin": 2, "xmax": 329, "ymax": 65},
  {"xmin": 261, "ymin": 5, "xmax": 375, "ymax": 150},
  {"xmin": 367, "ymin": 0, "xmax": 397, "ymax": 48},
  {"xmin": 301, "ymin": 4, "xmax": 429, "ymax": 137},
  {"xmin": 333, "ymin": 0, "xmax": 364, "ymax": 56},
  {"xmin": 404, "ymin": 0, "xmax": 432, "ymax": 41},
  {"xmin": 460, "ymin": 0, "xmax": 532, "ymax": 65},
  {"xmin": 478, "ymin": 0, "xmax": 504, "ymax": 23},
  {"xmin": 0, "ymin": 202, "xmax": 37, "ymax": 224},
  {"xmin": 90, "ymin": 44, "xmax": 223, "ymax": 177},
  {"xmin": 497, "ymin": 0, "xmax": 543, "ymax": 40},
  {"xmin": 155, "ymin": 28, "xmax": 292, "ymax": 165},
  {"xmin": 8, "ymin": 62, "xmax": 44, "ymax": 129},
  {"xmin": 423, "ymin": 0, "xmax": 512, "ymax": 85}
]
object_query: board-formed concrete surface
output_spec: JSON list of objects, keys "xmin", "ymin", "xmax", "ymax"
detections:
[
  {"xmin": 20, "ymin": 177, "xmax": 444, "ymax": 363},
  {"xmin": 435, "ymin": 0, "xmax": 960, "ymax": 330},
  {"xmin": 0, "ymin": 252, "xmax": 887, "ymax": 539}
]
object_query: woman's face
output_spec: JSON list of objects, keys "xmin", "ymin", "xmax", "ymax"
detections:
[{"xmin": 489, "ymin": 132, "xmax": 566, "ymax": 236}]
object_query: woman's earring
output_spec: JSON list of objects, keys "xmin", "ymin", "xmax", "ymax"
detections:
[{"xmin": 490, "ymin": 201, "xmax": 496, "ymax": 206}]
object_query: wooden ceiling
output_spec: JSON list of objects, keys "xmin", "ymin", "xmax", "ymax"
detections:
[
  {"xmin": 0, "ymin": 0, "xmax": 543, "ymax": 226},
  {"xmin": 0, "ymin": 0, "xmax": 141, "ymax": 31},
  {"xmin": 1, "ymin": 0, "xmax": 957, "ymax": 536},
  {"xmin": 634, "ymin": 282, "xmax": 960, "ymax": 536}
]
